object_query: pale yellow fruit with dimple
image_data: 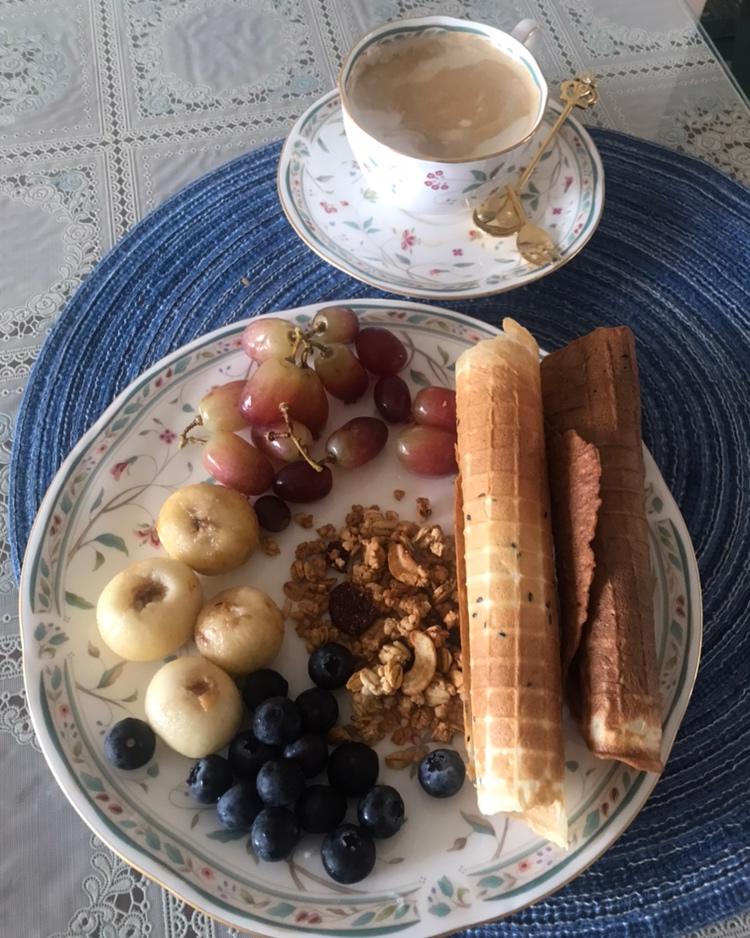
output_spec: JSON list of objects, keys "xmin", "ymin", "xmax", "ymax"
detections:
[
  {"xmin": 156, "ymin": 483, "xmax": 259, "ymax": 575},
  {"xmin": 145, "ymin": 656, "xmax": 243, "ymax": 758},
  {"xmin": 195, "ymin": 586, "xmax": 284, "ymax": 677},
  {"xmin": 96, "ymin": 557, "xmax": 202, "ymax": 661}
]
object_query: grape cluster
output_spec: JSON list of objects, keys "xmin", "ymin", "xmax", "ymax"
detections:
[{"xmin": 181, "ymin": 307, "xmax": 458, "ymax": 510}]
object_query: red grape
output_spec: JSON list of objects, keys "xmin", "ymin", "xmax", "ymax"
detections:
[
  {"xmin": 253, "ymin": 495, "xmax": 291, "ymax": 532},
  {"xmin": 373, "ymin": 375, "xmax": 411, "ymax": 423},
  {"xmin": 413, "ymin": 387, "xmax": 457, "ymax": 432},
  {"xmin": 396, "ymin": 425, "xmax": 457, "ymax": 477},
  {"xmin": 315, "ymin": 344, "xmax": 369, "ymax": 403},
  {"xmin": 354, "ymin": 327, "xmax": 407, "ymax": 376},
  {"xmin": 311, "ymin": 306, "xmax": 359, "ymax": 343},
  {"xmin": 198, "ymin": 380, "xmax": 248, "ymax": 432},
  {"xmin": 242, "ymin": 318, "xmax": 296, "ymax": 363},
  {"xmin": 273, "ymin": 462, "xmax": 333, "ymax": 502},
  {"xmin": 252, "ymin": 419, "xmax": 314, "ymax": 463},
  {"xmin": 326, "ymin": 417, "xmax": 388, "ymax": 469},
  {"xmin": 240, "ymin": 359, "xmax": 329, "ymax": 437},
  {"xmin": 203, "ymin": 431, "xmax": 275, "ymax": 495}
]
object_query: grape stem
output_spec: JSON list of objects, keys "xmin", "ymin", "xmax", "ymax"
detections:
[
  {"xmin": 287, "ymin": 326, "xmax": 307, "ymax": 365},
  {"xmin": 287, "ymin": 325, "xmax": 329, "ymax": 368},
  {"xmin": 278, "ymin": 402, "xmax": 324, "ymax": 472},
  {"xmin": 299, "ymin": 339, "xmax": 316, "ymax": 368},
  {"xmin": 179, "ymin": 415, "xmax": 204, "ymax": 448}
]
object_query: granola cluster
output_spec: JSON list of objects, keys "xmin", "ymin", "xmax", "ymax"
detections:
[{"xmin": 284, "ymin": 504, "xmax": 464, "ymax": 754}]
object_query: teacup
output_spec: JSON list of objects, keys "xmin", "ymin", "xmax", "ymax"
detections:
[{"xmin": 339, "ymin": 16, "xmax": 547, "ymax": 216}]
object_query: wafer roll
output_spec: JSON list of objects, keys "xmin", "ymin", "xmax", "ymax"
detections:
[
  {"xmin": 454, "ymin": 476, "xmax": 474, "ymax": 772},
  {"xmin": 541, "ymin": 327, "xmax": 662, "ymax": 773},
  {"xmin": 548, "ymin": 430, "xmax": 602, "ymax": 678},
  {"xmin": 456, "ymin": 318, "xmax": 566, "ymax": 847}
]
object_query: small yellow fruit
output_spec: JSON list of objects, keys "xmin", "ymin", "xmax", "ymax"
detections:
[
  {"xmin": 96, "ymin": 557, "xmax": 202, "ymax": 661},
  {"xmin": 195, "ymin": 586, "xmax": 284, "ymax": 677},
  {"xmin": 157, "ymin": 483, "xmax": 259, "ymax": 575},
  {"xmin": 145, "ymin": 656, "xmax": 243, "ymax": 758}
]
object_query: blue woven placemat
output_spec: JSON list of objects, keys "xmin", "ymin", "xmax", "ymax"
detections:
[{"xmin": 9, "ymin": 132, "xmax": 750, "ymax": 936}]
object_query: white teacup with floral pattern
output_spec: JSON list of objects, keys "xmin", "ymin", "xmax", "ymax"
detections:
[{"xmin": 339, "ymin": 16, "xmax": 548, "ymax": 216}]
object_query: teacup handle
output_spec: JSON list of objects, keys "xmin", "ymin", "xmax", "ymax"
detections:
[{"xmin": 510, "ymin": 18, "xmax": 539, "ymax": 48}]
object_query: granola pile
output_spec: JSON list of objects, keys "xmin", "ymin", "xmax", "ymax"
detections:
[{"xmin": 283, "ymin": 504, "xmax": 464, "ymax": 759}]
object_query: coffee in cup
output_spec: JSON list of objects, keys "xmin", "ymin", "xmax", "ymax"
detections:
[
  {"xmin": 339, "ymin": 17, "xmax": 548, "ymax": 215},
  {"xmin": 346, "ymin": 30, "xmax": 540, "ymax": 161}
]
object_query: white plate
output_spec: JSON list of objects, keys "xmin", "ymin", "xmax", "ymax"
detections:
[
  {"xmin": 278, "ymin": 92, "xmax": 605, "ymax": 299},
  {"xmin": 21, "ymin": 301, "xmax": 700, "ymax": 936}
]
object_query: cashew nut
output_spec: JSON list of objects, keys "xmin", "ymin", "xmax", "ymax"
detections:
[
  {"xmin": 400, "ymin": 631, "xmax": 437, "ymax": 696},
  {"xmin": 387, "ymin": 542, "xmax": 429, "ymax": 587}
]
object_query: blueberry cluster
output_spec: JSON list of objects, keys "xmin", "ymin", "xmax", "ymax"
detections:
[
  {"xmin": 182, "ymin": 656, "xmax": 406, "ymax": 884},
  {"xmin": 103, "ymin": 646, "xmax": 466, "ymax": 884}
]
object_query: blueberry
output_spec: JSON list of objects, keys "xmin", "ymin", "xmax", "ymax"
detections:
[
  {"xmin": 418, "ymin": 748, "xmax": 466, "ymax": 798},
  {"xmin": 187, "ymin": 755, "xmax": 233, "ymax": 804},
  {"xmin": 251, "ymin": 807, "xmax": 300, "ymax": 861},
  {"xmin": 358, "ymin": 785, "xmax": 405, "ymax": 838},
  {"xmin": 283, "ymin": 733, "xmax": 329, "ymax": 778},
  {"xmin": 296, "ymin": 784, "xmax": 347, "ymax": 833},
  {"xmin": 328, "ymin": 742, "xmax": 379, "ymax": 796},
  {"xmin": 253, "ymin": 696, "xmax": 302, "ymax": 745},
  {"xmin": 243, "ymin": 669, "xmax": 289, "ymax": 711},
  {"xmin": 308, "ymin": 642, "xmax": 355, "ymax": 690},
  {"xmin": 216, "ymin": 782, "xmax": 263, "ymax": 831},
  {"xmin": 295, "ymin": 687, "xmax": 338, "ymax": 734},
  {"xmin": 103, "ymin": 718, "xmax": 155, "ymax": 770},
  {"xmin": 321, "ymin": 824, "xmax": 376, "ymax": 884},
  {"xmin": 253, "ymin": 495, "xmax": 291, "ymax": 533},
  {"xmin": 228, "ymin": 731, "xmax": 280, "ymax": 780},
  {"xmin": 256, "ymin": 758, "xmax": 305, "ymax": 807}
]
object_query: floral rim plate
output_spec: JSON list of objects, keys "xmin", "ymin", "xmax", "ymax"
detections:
[
  {"xmin": 277, "ymin": 92, "xmax": 605, "ymax": 299},
  {"xmin": 21, "ymin": 301, "xmax": 700, "ymax": 937}
]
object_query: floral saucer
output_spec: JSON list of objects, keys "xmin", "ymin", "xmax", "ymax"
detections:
[{"xmin": 278, "ymin": 91, "xmax": 605, "ymax": 299}]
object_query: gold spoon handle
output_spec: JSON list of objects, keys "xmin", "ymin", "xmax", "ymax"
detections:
[
  {"xmin": 506, "ymin": 185, "xmax": 525, "ymax": 220},
  {"xmin": 473, "ymin": 73, "xmax": 597, "ymax": 236},
  {"xmin": 516, "ymin": 74, "xmax": 598, "ymax": 192},
  {"xmin": 517, "ymin": 101, "xmax": 575, "ymax": 191}
]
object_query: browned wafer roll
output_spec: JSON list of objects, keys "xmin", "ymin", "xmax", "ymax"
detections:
[
  {"xmin": 547, "ymin": 430, "xmax": 602, "ymax": 678},
  {"xmin": 541, "ymin": 327, "xmax": 663, "ymax": 773}
]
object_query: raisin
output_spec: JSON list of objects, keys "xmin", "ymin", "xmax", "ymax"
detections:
[{"xmin": 328, "ymin": 582, "xmax": 375, "ymax": 636}]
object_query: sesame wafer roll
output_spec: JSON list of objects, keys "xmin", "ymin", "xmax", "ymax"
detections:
[{"xmin": 455, "ymin": 318, "xmax": 566, "ymax": 847}]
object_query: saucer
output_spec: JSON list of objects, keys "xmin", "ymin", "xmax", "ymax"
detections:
[{"xmin": 278, "ymin": 90, "xmax": 605, "ymax": 299}]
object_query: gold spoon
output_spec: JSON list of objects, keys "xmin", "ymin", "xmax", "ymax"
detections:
[
  {"xmin": 473, "ymin": 73, "xmax": 599, "ymax": 239},
  {"xmin": 509, "ymin": 186, "xmax": 561, "ymax": 266}
]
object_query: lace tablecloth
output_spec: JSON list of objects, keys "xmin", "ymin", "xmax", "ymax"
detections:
[{"xmin": 1, "ymin": 2, "xmax": 748, "ymax": 936}]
